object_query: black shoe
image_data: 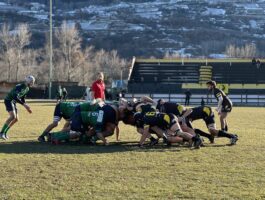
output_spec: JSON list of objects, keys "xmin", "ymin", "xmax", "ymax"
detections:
[
  {"xmin": 230, "ymin": 134, "xmax": 238, "ymax": 145},
  {"xmin": 193, "ymin": 135, "xmax": 203, "ymax": 149},
  {"xmin": 38, "ymin": 136, "xmax": 46, "ymax": 143},
  {"xmin": 209, "ymin": 135, "xmax": 215, "ymax": 144},
  {"xmin": 47, "ymin": 133, "xmax": 52, "ymax": 142},
  {"xmin": 149, "ymin": 138, "xmax": 159, "ymax": 146}
]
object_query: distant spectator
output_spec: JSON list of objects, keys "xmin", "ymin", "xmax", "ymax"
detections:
[
  {"xmin": 56, "ymin": 86, "xmax": 62, "ymax": 102},
  {"xmin": 62, "ymin": 88, "xmax": 68, "ymax": 101},
  {"xmin": 201, "ymin": 97, "xmax": 205, "ymax": 106},
  {"xmin": 84, "ymin": 87, "xmax": 91, "ymax": 101},
  {"xmin": 256, "ymin": 59, "xmax": 261, "ymax": 69},
  {"xmin": 184, "ymin": 89, "xmax": 191, "ymax": 106},
  {"xmin": 252, "ymin": 57, "xmax": 257, "ymax": 66},
  {"xmin": 91, "ymin": 72, "xmax": 105, "ymax": 103}
]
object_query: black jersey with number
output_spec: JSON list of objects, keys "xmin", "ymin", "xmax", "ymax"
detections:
[
  {"xmin": 144, "ymin": 112, "xmax": 176, "ymax": 129},
  {"xmin": 187, "ymin": 106, "xmax": 213, "ymax": 121},
  {"xmin": 157, "ymin": 102, "xmax": 185, "ymax": 117},
  {"xmin": 213, "ymin": 88, "xmax": 232, "ymax": 107},
  {"xmin": 135, "ymin": 103, "xmax": 156, "ymax": 114}
]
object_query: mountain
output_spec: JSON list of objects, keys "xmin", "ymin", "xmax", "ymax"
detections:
[{"xmin": 0, "ymin": 0, "xmax": 265, "ymax": 58}]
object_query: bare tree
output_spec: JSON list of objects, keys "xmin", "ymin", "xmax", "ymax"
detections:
[
  {"xmin": 225, "ymin": 43, "xmax": 257, "ymax": 58},
  {"xmin": 14, "ymin": 23, "xmax": 31, "ymax": 81},
  {"xmin": 55, "ymin": 21, "xmax": 82, "ymax": 81},
  {"xmin": 0, "ymin": 23, "xmax": 16, "ymax": 81}
]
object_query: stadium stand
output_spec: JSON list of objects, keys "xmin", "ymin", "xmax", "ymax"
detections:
[{"xmin": 127, "ymin": 58, "xmax": 265, "ymax": 105}]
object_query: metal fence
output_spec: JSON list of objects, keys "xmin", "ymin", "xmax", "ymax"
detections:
[{"xmin": 125, "ymin": 93, "xmax": 265, "ymax": 106}]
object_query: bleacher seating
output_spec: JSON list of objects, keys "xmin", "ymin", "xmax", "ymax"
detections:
[{"xmin": 128, "ymin": 59, "xmax": 265, "ymax": 95}]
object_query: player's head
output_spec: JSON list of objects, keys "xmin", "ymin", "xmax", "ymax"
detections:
[
  {"xmin": 206, "ymin": 80, "xmax": 216, "ymax": 90},
  {"xmin": 97, "ymin": 72, "xmax": 104, "ymax": 81},
  {"xmin": 25, "ymin": 75, "xmax": 35, "ymax": 87},
  {"xmin": 122, "ymin": 110, "xmax": 135, "ymax": 125},
  {"xmin": 156, "ymin": 99, "xmax": 165, "ymax": 110}
]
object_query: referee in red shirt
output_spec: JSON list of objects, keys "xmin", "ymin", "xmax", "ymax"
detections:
[{"xmin": 91, "ymin": 72, "xmax": 105, "ymax": 103}]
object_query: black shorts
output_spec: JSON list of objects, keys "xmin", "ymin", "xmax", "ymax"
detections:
[
  {"xmin": 54, "ymin": 104, "xmax": 62, "ymax": 118},
  {"xmin": 150, "ymin": 113, "xmax": 176, "ymax": 130},
  {"xmin": 101, "ymin": 105, "xmax": 117, "ymax": 125},
  {"xmin": 70, "ymin": 112, "xmax": 86, "ymax": 133},
  {"xmin": 204, "ymin": 114, "xmax": 215, "ymax": 126},
  {"xmin": 221, "ymin": 105, "xmax": 232, "ymax": 113},
  {"xmin": 4, "ymin": 100, "xmax": 17, "ymax": 113}
]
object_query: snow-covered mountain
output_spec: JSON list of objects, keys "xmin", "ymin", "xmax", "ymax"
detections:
[{"xmin": 0, "ymin": 0, "xmax": 265, "ymax": 58}]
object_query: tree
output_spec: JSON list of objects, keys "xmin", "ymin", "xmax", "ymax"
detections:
[
  {"xmin": 14, "ymin": 23, "xmax": 31, "ymax": 81},
  {"xmin": 225, "ymin": 43, "xmax": 257, "ymax": 58},
  {"xmin": 55, "ymin": 21, "xmax": 82, "ymax": 81},
  {"xmin": 0, "ymin": 23, "xmax": 16, "ymax": 81}
]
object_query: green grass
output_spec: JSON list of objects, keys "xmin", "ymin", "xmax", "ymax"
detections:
[{"xmin": 0, "ymin": 103, "xmax": 265, "ymax": 200}]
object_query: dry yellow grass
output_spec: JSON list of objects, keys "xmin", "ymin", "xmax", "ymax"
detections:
[{"xmin": 0, "ymin": 102, "xmax": 264, "ymax": 199}]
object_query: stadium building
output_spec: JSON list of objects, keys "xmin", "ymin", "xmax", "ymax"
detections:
[{"xmin": 127, "ymin": 57, "xmax": 265, "ymax": 106}]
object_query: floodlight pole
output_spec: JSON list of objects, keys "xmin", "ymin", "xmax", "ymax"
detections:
[{"xmin": 48, "ymin": 0, "xmax": 53, "ymax": 99}]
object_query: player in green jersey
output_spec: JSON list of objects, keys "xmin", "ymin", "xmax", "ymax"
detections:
[
  {"xmin": 50, "ymin": 110, "xmax": 104, "ymax": 144},
  {"xmin": 37, "ymin": 101, "xmax": 81, "ymax": 142},
  {"xmin": 0, "ymin": 76, "xmax": 35, "ymax": 140},
  {"xmin": 50, "ymin": 104, "xmax": 127, "ymax": 145}
]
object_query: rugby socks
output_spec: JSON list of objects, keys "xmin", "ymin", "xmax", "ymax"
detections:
[
  {"xmin": 51, "ymin": 131, "xmax": 70, "ymax": 141},
  {"xmin": 218, "ymin": 130, "xmax": 233, "ymax": 138},
  {"xmin": 225, "ymin": 125, "xmax": 228, "ymax": 131},
  {"xmin": 41, "ymin": 131, "xmax": 48, "ymax": 137},
  {"xmin": 4, "ymin": 126, "xmax": 10, "ymax": 134},
  {"xmin": 1, "ymin": 123, "xmax": 9, "ymax": 134},
  {"xmin": 194, "ymin": 129, "xmax": 211, "ymax": 140}
]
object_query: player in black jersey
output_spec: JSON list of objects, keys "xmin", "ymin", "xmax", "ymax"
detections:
[
  {"xmin": 207, "ymin": 80, "xmax": 232, "ymax": 131},
  {"xmin": 120, "ymin": 97, "xmax": 160, "ymax": 145},
  {"xmin": 134, "ymin": 111, "xmax": 203, "ymax": 149},
  {"xmin": 156, "ymin": 99, "xmax": 214, "ymax": 143},
  {"xmin": 182, "ymin": 106, "xmax": 238, "ymax": 145}
]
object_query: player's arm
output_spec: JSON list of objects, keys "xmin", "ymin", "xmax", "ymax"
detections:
[
  {"xmin": 140, "ymin": 96, "xmax": 154, "ymax": 104},
  {"xmin": 177, "ymin": 105, "xmax": 190, "ymax": 123},
  {"xmin": 139, "ymin": 126, "xmax": 150, "ymax": 147},
  {"xmin": 14, "ymin": 86, "xmax": 32, "ymax": 113},
  {"xmin": 216, "ymin": 95, "xmax": 223, "ymax": 113},
  {"xmin": 115, "ymin": 125, "xmax": 120, "ymax": 141}
]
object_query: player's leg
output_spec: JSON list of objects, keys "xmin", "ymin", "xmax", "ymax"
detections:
[
  {"xmin": 115, "ymin": 125, "xmax": 120, "ymax": 141},
  {"xmin": 50, "ymin": 130, "xmax": 82, "ymax": 144},
  {"xmin": 181, "ymin": 123, "xmax": 213, "ymax": 143},
  {"xmin": 137, "ymin": 127, "xmax": 158, "ymax": 145},
  {"xmin": 0, "ymin": 101, "xmax": 18, "ymax": 140},
  {"xmin": 224, "ymin": 119, "xmax": 228, "ymax": 131},
  {"xmin": 92, "ymin": 123, "xmax": 117, "ymax": 145},
  {"xmin": 139, "ymin": 126, "xmax": 151, "ymax": 147},
  {"xmin": 208, "ymin": 123, "xmax": 238, "ymax": 145},
  {"xmin": 167, "ymin": 115, "xmax": 203, "ymax": 148},
  {"xmin": 219, "ymin": 112, "xmax": 228, "ymax": 130},
  {"xmin": 61, "ymin": 121, "xmax": 71, "ymax": 132},
  {"xmin": 38, "ymin": 104, "xmax": 63, "ymax": 142},
  {"xmin": 2, "ymin": 111, "xmax": 18, "ymax": 139}
]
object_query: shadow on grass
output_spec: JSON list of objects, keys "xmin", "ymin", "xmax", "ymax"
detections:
[
  {"xmin": 0, "ymin": 140, "xmax": 230, "ymax": 154},
  {"xmin": 0, "ymin": 140, "xmax": 183, "ymax": 154}
]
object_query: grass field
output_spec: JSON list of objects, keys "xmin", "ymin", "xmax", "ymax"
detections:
[{"xmin": 0, "ymin": 102, "xmax": 265, "ymax": 200}]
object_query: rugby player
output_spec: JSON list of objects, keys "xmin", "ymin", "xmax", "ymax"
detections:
[
  {"xmin": 50, "ymin": 104, "xmax": 124, "ymax": 145},
  {"xmin": 38, "ymin": 101, "xmax": 81, "ymax": 142},
  {"xmin": 156, "ymin": 99, "xmax": 214, "ymax": 143},
  {"xmin": 134, "ymin": 111, "xmax": 203, "ymax": 149},
  {"xmin": 206, "ymin": 80, "xmax": 232, "ymax": 131},
  {"xmin": 0, "ymin": 76, "xmax": 35, "ymax": 140},
  {"xmin": 182, "ymin": 106, "xmax": 238, "ymax": 145}
]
